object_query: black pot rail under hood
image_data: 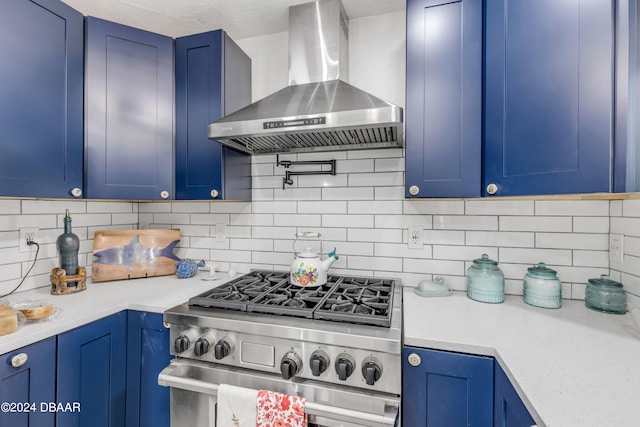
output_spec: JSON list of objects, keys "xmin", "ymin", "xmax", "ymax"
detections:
[{"xmin": 207, "ymin": 0, "xmax": 404, "ymax": 155}]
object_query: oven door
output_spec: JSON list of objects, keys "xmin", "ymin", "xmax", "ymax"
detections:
[{"xmin": 159, "ymin": 359, "xmax": 400, "ymax": 427}]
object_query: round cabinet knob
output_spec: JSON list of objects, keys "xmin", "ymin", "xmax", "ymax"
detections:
[
  {"xmin": 280, "ymin": 352, "xmax": 302, "ymax": 380},
  {"xmin": 160, "ymin": 190, "xmax": 170, "ymax": 199},
  {"xmin": 11, "ymin": 353, "xmax": 28, "ymax": 368},
  {"xmin": 194, "ymin": 337, "xmax": 211, "ymax": 357},
  {"xmin": 210, "ymin": 189, "xmax": 219, "ymax": 199},
  {"xmin": 70, "ymin": 188, "xmax": 82, "ymax": 198},
  {"xmin": 408, "ymin": 185, "xmax": 420, "ymax": 196},
  {"xmin": 407, "ymin": 353, "xmax": 422, "ymax": 367},
  {"xmin": 174, "ymin": 334, "xmax": 191, "ymax": 354},
  {"xmin": 214, "ymin": 340, "xmax": 231, "ymax": 360},
  {"xmin": 309, "ymin": 351, "xmax": 330, "ymax": 377},
  {"xmin": 361, "ymin": 357, "xmax": 383, "ymax": 386},
  {"xmin": 486, "ymin": 183, "xmax": 498, "ymax": 195},
  {"xmin": 335, "ymin": 354, "xmax": 355, "ymax": 381}
]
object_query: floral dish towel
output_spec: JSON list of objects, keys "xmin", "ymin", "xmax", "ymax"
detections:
[{"xmin": 256, "ymin": 390, "xmax": 307, "ymax": 427}]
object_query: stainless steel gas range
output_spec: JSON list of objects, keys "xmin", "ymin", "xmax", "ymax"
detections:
[{"xmin": 158, "ymin": 270, "xmax": 401, "ymax": 427}]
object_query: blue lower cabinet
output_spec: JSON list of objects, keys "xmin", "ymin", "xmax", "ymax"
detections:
[
  {"xmin": 126, "ymin": 311, "xmax": 172, "ymax": 427},
  {"xmin": 0, "ymin": 337, "xmax": 56, "ymax": 427},
  {"xmin": 57, "ymin": 312, "xmax": 127, "ymax": 427},
  {"xmin": 494, "ymin": 362, "xmax": 535, "ymax": 427},
  {"xmin": 403, "ymin": 346, "xmax": 494, "ymax": 426}
]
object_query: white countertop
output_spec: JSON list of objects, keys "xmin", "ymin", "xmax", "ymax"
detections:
[
  {"xmin": 403, "ymin": 288, "xmax": 640, "ymax": 427},
  {"xmin": 0, "ymin": 271, "xmax": 235, "ymax": 355}
]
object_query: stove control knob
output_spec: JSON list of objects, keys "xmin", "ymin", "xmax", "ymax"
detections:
[
  {"xmin": 335, "ymin": 354, "xmax": 355, "ymax": 381},
  {"xmin": 214, "ymin": 340, "xmax": 231, "ymax": 360},
  {"xmin": 174, "ymin": 334, "xmax": 191, "ymax": 354},
  {"xmin": 309, "ymin": 351, "xmax": 330, "ymax": 377},
  {"xmin": 361, "ymin": 357, "xmax": 383, "ymax": 386},
  {"xmin": 280, "ymin": 352, "xmax": 302, "ymax": 380},
  {"xmin": 194, "ymin": 337, "xmax": 211, "ymax": 356}
]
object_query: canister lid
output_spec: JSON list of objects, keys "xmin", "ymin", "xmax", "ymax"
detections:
[
  {"xmin": 472, "ymin": 254, "xmax": 498, "ymax": 267},
  {"xmin": 588, "ymin": 274, "xmax": 623, "ymax": 288},
  {"xmin": 527, "ymin": 262, "xmax": 557, "ymax": 278}
]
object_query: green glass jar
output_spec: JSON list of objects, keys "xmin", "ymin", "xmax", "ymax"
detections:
[
  {"xmin": 585, "ymin": 275, "xmax": 627, "ymax": 314},
  {"xmin": 466, "ymin": 254, "xmax": 504, "ymax": 303},
  {"xmin": 523, "ymin": 262, "xmax": 562, "ymax": 309}
]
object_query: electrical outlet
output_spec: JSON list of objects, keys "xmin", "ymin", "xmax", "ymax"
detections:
[
  {"xmin": 19, "ymin": 227, "xmax": 38, "ymax": 252},
  {"xmin": 408, "ymin": 226, "xmax": 423, "ymax": 249},
  {"xmin": 610, "ymin": 234, "xmax": 624, "ymax": 263},
  {"xmin": 213, "ymin": 223, "xmax": 227, "ymax": 242}
]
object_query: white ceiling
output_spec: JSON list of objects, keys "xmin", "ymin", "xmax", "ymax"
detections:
[{"xmin": 60, "ymin": 0, "xmax": 406, "ymax": 40}]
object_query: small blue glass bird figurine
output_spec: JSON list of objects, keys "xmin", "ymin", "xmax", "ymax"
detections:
[{"xmin": 176, "ymin": 259, "xmax": 205, "ymax": 278}]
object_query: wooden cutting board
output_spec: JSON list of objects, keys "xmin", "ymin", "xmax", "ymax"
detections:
[{"xmin": 91, "ymin": 229, "xmax": 180, "ymax": 282}]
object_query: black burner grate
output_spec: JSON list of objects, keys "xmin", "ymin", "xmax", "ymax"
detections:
[{"xmin": 189, "ymin": 270, "xmax": 395, "ymax": 327}]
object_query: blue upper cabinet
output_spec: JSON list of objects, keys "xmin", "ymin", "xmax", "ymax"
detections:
[
  {"xmin": 57, "ymin": 312, "xmax": 127, "ymax": 427},
  {"xmin": 126, "ymin": 311, "xmax": 172, "ymax": 427},
  {"xmin": 403, "ymin": 346, "xmax": 494, "ymax": 426},
  {"xmin": 85, "ymin": 17, "xmax": 174, "ymax": 200},
  {"xmin": 0, "ymin": 337, "xmax": 56, "ymax": 427},
  {"xmin": 405, "ymin": 0, "xmax": 483, "ymax": 198},
  {"xmin": 175, "ymin": 30, "xmax": 252, "ymax": 200},
  {"xmin": 483, "ymin": 0, "xmax": 614, "ymax": 196},
  {"xmin": 0, "ymin": 0, "xmax": 83, "ymax": 199},
  {"xmin": 494, "ymin": 362, "xmax": 535, "ymax": 427}
]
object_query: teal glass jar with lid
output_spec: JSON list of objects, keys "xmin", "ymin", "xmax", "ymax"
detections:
[
  {"xmin": 466, "ymin": 254, "xmax": 504, "ymax": 303},
  {"xmin": 585, "ymin": 274, "xmax": 627, "ymax": 314},
  {"xmin": 523, "ymin": 262, "xmax": 562, "ymax": 309}
]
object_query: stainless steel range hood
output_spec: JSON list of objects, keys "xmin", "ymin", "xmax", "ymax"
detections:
[{"xmin": 207, "ymin": 0, "xmax": 403, "ymax": 155}]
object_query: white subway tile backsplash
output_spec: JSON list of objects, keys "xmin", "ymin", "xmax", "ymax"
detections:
[
  {"xmin": 552, "ymin": 266, "xmax": 609, "ymax": 284},
  {"xmin": 211, "ymin": 249, "xmax": 252, "ymax": 263},
  {"xmin": 112, "ymin": 213, "xmax": 139, "ymax": 225},
  {"xmin": 348, "ymin": 228, "xmax": 402, "ymax": 243},
  {"xmin": 625, "ymin": 236, "xmax": 640, "ymax": 257},
  {"xmin": 500, "ymin": 216, "xmax": 572, "ymax": 232},
  {"xmin": 403, "ymin": 258, "xmax": 465, "ymax": 276},
  {"xmin": 86, "ymin": 202, "xmax": 134, "ymax": 213},
  {"xmin": 0, "ymin": 231, "xmax": 18, "ymax": 249},
  {"xmin": 297, "ymin": 174, "xmax": 348, "ymax": 188},
  {"xmin": 322, "ymin": 187, "xmax": 374, "ymax": 200},
  {"xmin": 423, "ymin": 230, "xmax": 466, "ymax": 245},
  {"xmin": 274, "ymin": 188, "xmax": 322, "ymax": 201},
  {"xmin": 535, "ymin": 233, "xmax": 609, "ymax": 250},
  {"xmin": 231, "ymin": 214, "xmax": 274, "ymax": 227},
  {"xmin": 610, "ymin": 200, "xmax": 623, "ymax": 216},
  {"xmin": 337, "ymin": 159, "xmax": 375, "ymax": 173},
  {"xmin": 347, "ymin": 148, "xmax": 403, "ymax": 159},
  {"xmin": 230, "ymin": 238, "xmax": 273, "ymax": 252},
  {"xmin": 573, "ymin": 217, "xmax": 610, "ymax": 233},
  {"xmin": 404, "ymin": 200, "xmax": 465, "ymax": 215},
  {"xmin": 611, "ymin": 217, "xmax": 640, "ymax": 237},
  {"xmin": 535, "ymin": 200, "xmax": 609, "ymax": 216},
  {"xmin": 274, "ymin": 214, "xmax": 321, "ymax": 227},
  {"xmin": 433, "ymin": 215, "xmax": 498, "ymax": 231},
  {"xmin": 375, "ymin": 242, "xmax": 432, "ymax": 259},
  {"xmin": 139, "ymin": 202, "xmax": 172, "ymax": 213},
  {"xmin": 252, "ymin": 162, "xmax": 274, "ymax": 176},
  {"xmin": 348, "ymin": 256, "xmax": 403, "ymax": 272},
  {"xmin": 325, "ymin": 241, "xmax": 373, "ymax": 256},
  {"xmin": 300, "ymin": 228, "xmax": 347, "ymax": 241},
  {"xmin": 466, "ymin": 231, "xmax": 534, "ymax": 248},
  {"xmin": 375, "ymin": 214, "xmax": 431, "ymax": 229},
  {"xmin": 499, "ymin": 248, "xmax": 573, "ymax": 266},
  {"xmin": 322, "ymin": 215, "xmax": 373, "ymax": 228},
  {"xmin": 170, "ymin": 202, "xmax": 210, "ymax": 213},
  {"xmin": 252, "ymin": 189, "xmax": 275, "ymax": 200},
  {"xmin": 0, "ymin": 200, "xmax": 21, "ymax": 215},
  {"xmin": 348, "ymin": 172, "xmax": 403, "ymax": 187},
  {"xmin": 252, "ymin": 226, "xmax": 296, "ymax": 239},
  {"xmin": 433, "ymin": 245, "xmax": 497, "ymax": 262},
  {"xmin": 573, "ymin": 250, "xmax": 609, "ymax": 268},
  {"xmin": 211, "ymin": 202, "xmax": 252, "ymax": 214},
  {"xmin": 252, "ymin": 251, "xmax": 292, "ymax": 265},
  {"xmin": 253, "ymin": 175, "xmax": 285, "ymax": 189},
  {"xmin": 22, "ymin": 200, "xmax": 85, "ymax": 214},
  {"xmin": 298, "ymin": 201, "xmax": 347, "ymax": 214},
  {"xmin": 375, "ymin": 186, "xmax": 405, "ymax": 200},
  {"xmin": 623, "ymin": 199, "xmax": 640, "ymax": 217},
  {"xmin": 465, "ymin": 200, "xmax": 534, "ymax": 215},
  {"xmin": 375, "ymin": 157, "xmax": 404, "ymax": 172},
  {"xmin": 348, "ymin": 201, "xmax": 402, "ymax": 214},
  {"xmin": 251, "ymin": 201, "xmax": 297, "ymax": 214}
]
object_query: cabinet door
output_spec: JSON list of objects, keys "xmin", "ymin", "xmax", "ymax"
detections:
[
  {"xmin": 0, "ymin": 337, "xmax": 56, "ymax": 427},
  {"xmin": 85, "ymin": 17, "xmax": 174, "ymax": 200},
  {"xmin": 175, "ymin": 30, "xmax": 251, "ymax": 200},
  {"xmin": 126, "ymin": 310, "xmax": 172, "ymax": 427},
  {"xmin": 494, "ymin": 363, "xmax": 535, "ymax": 427},
  {"xmin": 0, "ymin": 0, "xmax": 83, "ymax": 198},
  {"xmin": 403, "ymin": 346, "xmax": 493, "ymax": 426},
  {"xmin": 405, "ymin": 0, "xmax": 482, "ymax": 198},
  {"xmin": 57, "ymin": 312, "xmax": 127, "ymax": 427},
  {"xmin": 484, "ymin": 0, "xmax": 614, "ymax": 196}
]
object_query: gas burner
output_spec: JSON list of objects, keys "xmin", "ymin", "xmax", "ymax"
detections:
[{"xmin": 189, "ymin": 270, "xmax": 395, "ymax": 327}]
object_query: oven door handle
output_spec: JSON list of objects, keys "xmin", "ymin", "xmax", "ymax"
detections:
[{"xmin": 158, "ymin": 365, "xmax": 398, "ymax": 427}]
